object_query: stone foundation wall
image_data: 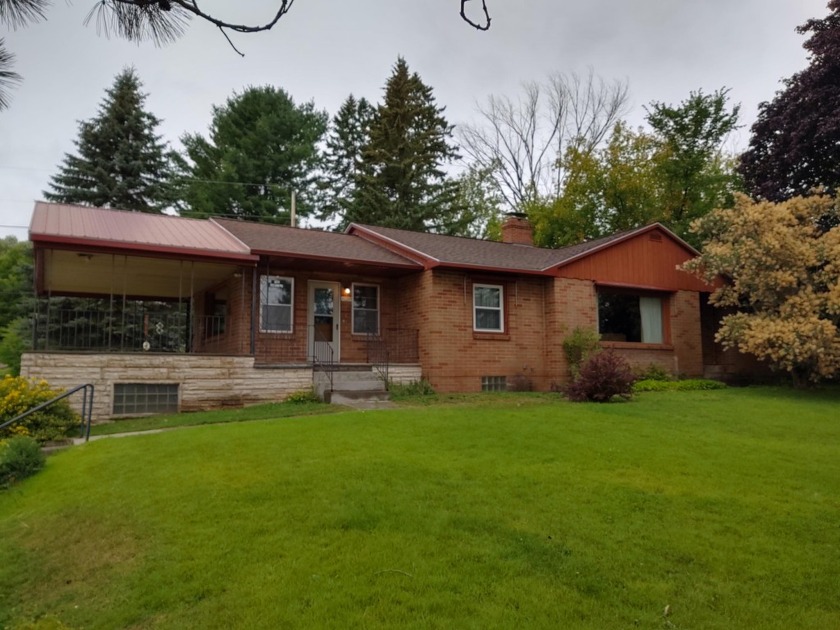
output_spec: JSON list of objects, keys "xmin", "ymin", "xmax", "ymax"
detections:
[
  {"xmin": 387, "ymin": 365, "xmax": 423, "ymax": 385},
  {"xmin": 20, "ymin": 353, "xmax": 312, "ymax": 422}
]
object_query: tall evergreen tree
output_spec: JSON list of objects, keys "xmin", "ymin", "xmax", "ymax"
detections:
[
  {"xmin": 349, "ymin": 57, "xmax": 462, "ymax": 232},
  {"xmin": 43, "ymin": 68, "xmax": 174, "ymax": 213},
  {"xmin": 176, "ymin": 86, "xmax": 327, "ymax": 223},
  {"xmin": 318, "ymin": 94, "xmax": 375, "ymax": 226},
  {"xmin": 739, "ymin": 1, "xmax": 840, "ymax": 210}
]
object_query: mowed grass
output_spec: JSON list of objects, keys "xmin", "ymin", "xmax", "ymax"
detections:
[{"xmin": 1, "ymin": 387, "xmax": 839, "ymax": 629}]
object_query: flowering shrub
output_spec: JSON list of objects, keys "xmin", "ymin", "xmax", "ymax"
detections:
[
  {"xmin": 566, "ymin": 350, "xmax": 636, "ymax": 402},
  {"xmin": 0, "ymin": 376, "xmax": 80, "ymax": 443}
]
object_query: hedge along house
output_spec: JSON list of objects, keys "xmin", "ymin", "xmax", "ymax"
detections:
[{"xmin": 22, "ymin": 202, "xmax": 715, "ymax": 420}]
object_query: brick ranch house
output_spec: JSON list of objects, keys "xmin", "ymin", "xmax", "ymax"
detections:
[{"xmin": 22, "ymin": 202, "xmax": 739, "ymax": 420}]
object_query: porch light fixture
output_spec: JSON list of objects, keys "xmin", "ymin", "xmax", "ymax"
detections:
[{"xmin": 342, "ymin": 286, "xmax": 351, "ymax": 297}]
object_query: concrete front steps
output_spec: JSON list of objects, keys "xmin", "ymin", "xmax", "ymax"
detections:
[{"xmin": 314, "ymin": 366, "xmax": 395, "ymax": 409}]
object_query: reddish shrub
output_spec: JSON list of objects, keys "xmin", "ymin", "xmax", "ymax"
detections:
[{"xmin": 565, "ymin": 350, "xmax": 636, "ymax": 402}]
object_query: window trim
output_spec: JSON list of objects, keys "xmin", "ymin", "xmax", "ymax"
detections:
[
  {"xmin": 473, "ymin": 283, "xmax": 505, "ymax": 333},
  {"xmin": 351, "ymin": 282, "xmax": 380, "ymax": 336},
  {"xmin": 259, "ymin": 275, "xmax": 294, "ymax": 334}
]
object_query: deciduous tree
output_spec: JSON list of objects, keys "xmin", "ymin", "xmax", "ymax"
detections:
[
  {"xmin": 530, "ymin": 90, "xmax": 741, "ymax": 248},
  {"xmin": 176, "ymin": 86, "xmax": 327, "ymax": 223},
  {"xmin": 646, "ymin": 89, "xmax": 741, "ymax": 239},
  {"xmin": 739, "ymin": 1, "xmax": 840, "ymax": 217},
  {"xmin": 43, "ymin": 67, "xmax": 175, "ymax": 213},
  {"xmin": 683, "ymin": 194, "xmax": 840, "ymax": 385},
  {"xmin": 458, "ymin": 70, "xmax": 629, "ymax": 213}
]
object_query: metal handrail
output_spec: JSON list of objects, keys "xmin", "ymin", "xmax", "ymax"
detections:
[
  {"xmin": 0, "ymin": 384, "xmax": 95, "ymax": 443},
  {"xmin": 366, "ymin": 332, "xmax": 390, "ymax": 387},
  {"xmin": 310, "ymin": 326, "xmax": 335, "ymax": 392},
  {"xmin": 366, "ymin": 328, "xmax": 420, "ymax": 388}
]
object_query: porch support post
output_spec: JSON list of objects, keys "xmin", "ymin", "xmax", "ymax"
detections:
[
  {"xmin": 250, "ymin": 267, "xmax": 257, "ymax": 355},
  {"xmin": 121, "ymin": 256, "xmax": 127, "ymax": 351},
  {"xmin": 189, "ymin": 261, "xmax": 195, "ymax": 353},
  {"xmin": 108, "ymin": 254, "xmax": 115, "ymax": 350}
]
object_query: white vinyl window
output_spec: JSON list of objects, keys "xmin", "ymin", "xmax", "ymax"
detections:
[
  {"xmin": 352, "ymin": 283, "xmax": 380, "ymax": 335},
  {"xmin": 260, "ymin": 275, "xmax": 294, "ymax": 333},
  {"xmin": 473, "ymin": 284, "xmax": 504, "ymax": 332}
]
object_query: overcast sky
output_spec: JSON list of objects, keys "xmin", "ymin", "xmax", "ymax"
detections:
[{"xmin": 0, "ymin": 0, "xmax": 830, "ymax": 240}]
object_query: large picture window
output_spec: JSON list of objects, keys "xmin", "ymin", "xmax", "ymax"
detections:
[
  {"xmin": 473, "ymin": 284, "xmax": 504, "ymax": 332},
  {"xmin": 352, "ymin": 283, "xmax": 379, "ymax": 334},
  {"xmin": 598, "ymin": 291, "xmax": 664, "ymax": 344},
  {"xmin": 260, "ymin": 275, "xmax": 293, "ymax": 333}
]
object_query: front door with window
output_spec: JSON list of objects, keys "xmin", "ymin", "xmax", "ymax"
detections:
[{"xmin": 308, "ymin": 281, "xmax": 340, "ymax": 363}]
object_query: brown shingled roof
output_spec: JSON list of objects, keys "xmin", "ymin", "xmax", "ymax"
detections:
[
  {"xmin": 348, "ymin": 222, "xmax": 697, "ymax": 275},
  {"xmin": 213, "ymin": 218, "xmax": 421, "ymax": 269},
  {"xmin": 29, "ymin": 202, "xmax": 257, "ymax": 263},
  {"xmin": 347, "ymin": 224, "xmax": 559, "ymax": 274}
]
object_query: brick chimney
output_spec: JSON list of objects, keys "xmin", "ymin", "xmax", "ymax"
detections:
[{"xmin": 501, "ymin": 213, "xmax": 534, "ymax": 245}]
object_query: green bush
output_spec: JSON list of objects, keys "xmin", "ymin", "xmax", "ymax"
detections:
[
  {"xmin": 0, "ymin": 376, "xmax": 80, "ymax": 443},
  {"xmin": 284, "ymin": 389, "xmax": 321, "ymax": 404},
  {"xmin": 0, "ymin": 318, "xmax": 29, "ymax": 377},
  {"xmin": 566, "ymin": 351, "xmax": 636, "ymax": 402},
  {"xmin": 389, "ymin": 379, "xmax": 436, "ymax": 400},
  {"xmin": 636, "ymin": 363, "xmax": 673, "ymax": 382},
  {"xmin": 562, "ymin": 327, "xmax": 601, "ymax": 378},
  {"xmin": 634, "ymin": 379, "xmax": 727, "ymax": 392},
  {"xmin": 0, "ymin": 435, "xmax": 45, "ymax": 488}
]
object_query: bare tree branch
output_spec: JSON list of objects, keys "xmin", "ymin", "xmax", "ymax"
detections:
[
  {"xmin": 0, "ymin": 0, "xmax": 492, "ymax": 110},
  {"xmin": 460, "ymin": 0, "xmax": 490, "ymax": 31},
  {"xmin": 459, "ymin": 71, "xmax": 630, "ymax": 212}
]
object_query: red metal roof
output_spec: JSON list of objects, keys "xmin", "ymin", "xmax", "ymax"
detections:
[{"xmin": 29, "ymin": 202, "xmax": 258, "ymax": 263}]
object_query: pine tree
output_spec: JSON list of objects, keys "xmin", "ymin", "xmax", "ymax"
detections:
[
  {"xmin": 176, "ymin": 86, "xmax": 327, "ymax": 223},
  {"xmin": 44, "ymin": 67, "xmax": 174, "ymax": 213},
  {"xmin": 349, "ymin": 57, "xmax": 462, "ymax": 232},
  {"xmin": 318, "ymin": 94, "xmax": 375, "ymax": 226}
]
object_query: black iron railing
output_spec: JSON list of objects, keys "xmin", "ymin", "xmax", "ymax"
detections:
[
  {"xmin": 366, "ymin": 328, "xmax": 420, "ymax": 385},
  {"xmin": 0, "ymin": 383, "xmax": 95, "ymax": 443},
  {"xmin": 310, "ymin": 325, "xmax": 335, "ymax": 391},
  {"xmin": 32, "ymin": 301, "xmax": 189, "ymax": 353}
]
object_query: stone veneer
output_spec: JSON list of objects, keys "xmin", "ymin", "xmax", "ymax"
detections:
[
  {"xmin": 21, "ymin": 353, "xmax": 312, "ymax": 422},
  {"xmin": 20, "ymin": 352, "xmax": 424, "ymax": 423}
]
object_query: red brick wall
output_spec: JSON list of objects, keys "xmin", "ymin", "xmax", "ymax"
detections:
[
  {"xmin": 195, "ymin": 265, "xmax": 405, "ymax": 365},
  {"xmin": 670, "ymin": 290, "xmax": 703, "ymax": 377},
  {"xmin": 409, "ymin": 270, "xmax": 549, "ymax": 392},
  {"xmin": 546, "ymin": 277, "xmax": 598, "ymax": 385},
  {"xmin": 597, "ymin": 291, "xmax": 702, "ymax": 378}
]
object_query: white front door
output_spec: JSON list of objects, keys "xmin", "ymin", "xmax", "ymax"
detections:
[{"xmin": 308, "ymin": 281, "xmax": 340, "ymax": 363}]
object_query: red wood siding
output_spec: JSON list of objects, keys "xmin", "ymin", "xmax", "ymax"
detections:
[{"xmin": 555, "ymin": 230, "xmax": 711, "ymax": 292}]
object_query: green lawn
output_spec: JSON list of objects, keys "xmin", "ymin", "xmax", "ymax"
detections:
[{"xmin": 1, "ymin": 387, "xmax": 839, "ymax": 629}]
